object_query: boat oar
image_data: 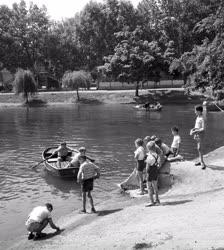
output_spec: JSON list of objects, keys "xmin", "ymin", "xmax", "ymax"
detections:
[
  {"xmin": 31, "ymin": 153, "xmax": 55, "ymax": 169},
  {"xmin": 31, "ymin": 159, "xmax": 47, "ymax": 169},
  {"xmin": 214, "ymin": 102, "xmax": 224, "ymax": 112}
]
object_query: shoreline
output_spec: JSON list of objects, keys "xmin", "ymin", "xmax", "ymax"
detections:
[
  {"xmin": 5, "ymin": 146, "xmax": 224, "ymax": 250},
  {"xmin": 0, "ymin": 88, "xmax": 205, "ymax": 107}
]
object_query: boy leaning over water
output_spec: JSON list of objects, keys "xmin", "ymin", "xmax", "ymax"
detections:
[
  {"xmin": 77, "ymin": 156, "xmax": 100, "ymax": 213},
  {"xmin": 190, "ymin": 105, "xmax": 206, "ymax": 170}
]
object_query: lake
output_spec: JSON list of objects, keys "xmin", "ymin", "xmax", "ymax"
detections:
[{"xmin": 0, "ymin": 103, "xmax": 224, "ymax": 243}]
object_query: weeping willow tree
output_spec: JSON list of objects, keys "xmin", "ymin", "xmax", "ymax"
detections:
[
  {"xmin": 62, "ymin": 71, "xmax": 91, "ymax": 101},
  {"xmin": 14, "ymin": 69, "xmax": 37, "ymax": 104}
]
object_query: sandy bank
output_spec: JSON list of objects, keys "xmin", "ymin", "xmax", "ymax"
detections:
[{"xmin": 6, "ymin": 146, "xmax": 224, "ymax": 250}]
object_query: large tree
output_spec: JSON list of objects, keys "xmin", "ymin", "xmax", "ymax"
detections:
[{"xmin": 104, "ymin": 26, "xmax": 164, "ymax": 96}]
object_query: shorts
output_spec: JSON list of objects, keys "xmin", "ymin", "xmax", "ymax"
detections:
[
  {"xmin": 81, "ymin": 178, "xmax": 94, "ymax": 192},
  {"xmin": 136, "ymin": 160, "xmax": 146, "ymax": 172},
  {"xmin": 147, "ymin": 165, "xmax": 158, "ymax": 182},
  {"xmin": 26, "ymin": 220, "xmax": 44, "ymax": 232}
]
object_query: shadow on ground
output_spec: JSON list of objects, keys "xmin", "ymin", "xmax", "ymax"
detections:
[
  {"xmin": 161, "ymin": 199, "xmax": 192, "ymax": 206},
  {"xmin": 34, "ymin": 229, "xmax": 65, "ymax": 241},
  {"xmin": 133, "ymin": 242, "xmax": 153, "ymax": 249},
  {"xmin": 97, "ymin": 208, "xmax": 123, "ymax": 217}
]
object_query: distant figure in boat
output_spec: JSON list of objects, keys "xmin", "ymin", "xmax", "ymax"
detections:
[
  {"xmin": 77, "ymin": 155, "xmax": 100, "ymax": 213},
  {"xmin": 25, "ymin": 203, "xmax": 60, "ymax": 240},
  {"xmin": 143, "ymin": 101, "xmax": 162, "ymax": 111},
  {"xmin": 143, "ymin": 102, "xmax": 150, "ymax": 111},
  {"xmin": 53, "ymin": 142, "xmax": 74, "ymax": 168},
  {"xmin": 190, "ymin": 105, "xmax": 206, "ymax": 170},
  {"xmin": 68, "ymin": 147, "xmax": 95, "ymax": 168}
]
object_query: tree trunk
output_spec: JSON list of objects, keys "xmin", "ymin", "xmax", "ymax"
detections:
[
  {"xmin": 76, "ymin": 88, "xmax": 80, "ymax": 101},
  {"xmin": 135, "ymin": 81, "xmax": 139, "ymax": 97}
]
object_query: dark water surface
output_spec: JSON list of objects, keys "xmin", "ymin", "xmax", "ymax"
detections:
[{"xmin": 0, "ymin": 104, "xmax": 224, "ymax": 242}]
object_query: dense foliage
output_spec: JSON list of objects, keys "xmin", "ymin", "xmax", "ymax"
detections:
[{"xmin": 0, "ymin": 0, "xmax": 223, "ymax": 94}]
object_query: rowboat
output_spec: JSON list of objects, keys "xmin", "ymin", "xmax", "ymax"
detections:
[
  {"xmin": 42, "ymin": 147, "xmax": 79, "ymax": 179},
  {"xmin": 133, "ymin": 104, "xmax": 162, "ymax": 112}
]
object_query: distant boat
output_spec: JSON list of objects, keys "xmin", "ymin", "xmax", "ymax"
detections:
[
  {"xmin": 42, "ymin": 147, "xmax": 79, "ymax": 179},
  {"xmin": 133, "ymin": 104, "xmax": 162, "ymax": 112}
]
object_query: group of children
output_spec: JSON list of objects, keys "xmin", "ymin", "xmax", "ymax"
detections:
[
  {"xmin": 133, "ymin": 126, "xmax": 181, "ymax": 205},
  {"xmin": 133, "ymin": 104, "xmax": 206, "ymax": 206},
  {"xmin": 26, "ymin": 104, "xmax": 206, "ymax": 239}
]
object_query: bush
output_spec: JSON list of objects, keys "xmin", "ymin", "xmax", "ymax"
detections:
[{"xmin": 62, "ymin": 71, "xmax": 91, "ymax": 101}]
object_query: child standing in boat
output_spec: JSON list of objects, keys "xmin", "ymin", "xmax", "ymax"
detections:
[
  {"xmin": 77, "ymin": 155, "xmax": 100, "ymax": 213},
  {"xmin": 134, "ymin": 138, "xmax": 146, "ymax": 195}
]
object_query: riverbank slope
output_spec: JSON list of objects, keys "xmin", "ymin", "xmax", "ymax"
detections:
[{"xmin": 6, "ymin": 146, "xmax": 224, "ymax": 250}]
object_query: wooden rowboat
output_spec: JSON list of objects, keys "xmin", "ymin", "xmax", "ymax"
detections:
[{"xmin": 42, "ymin": 147, "xmax": 79, "ymax": 179}]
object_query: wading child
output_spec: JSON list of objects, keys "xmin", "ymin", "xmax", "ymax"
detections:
[
  {"xmin": 170, "ymin": 126, "xmax": 181, "ymax": 157},
  {"xmin": 134, "ymin": 138, "xmax": 146, "ymax": 195},
  {"xmin": 190, "ymin": 105, "xmax": 206, "ymax": 170},
  {"xmin": 145, "ymin": 141, "xmax": 160, "ymax": 206},
  {"xmin": 77, "ymin": 156, "xmax": 100, "ymax": 213}
]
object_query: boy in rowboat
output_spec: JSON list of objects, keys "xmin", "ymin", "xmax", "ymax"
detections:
[
  {"xmin": 77, "ymin": 155, "xmax": 100, "ymax": 213},
  {"xmin": 68, "ymin": 147, "xmax": 95, "ymax": 168},
  {"xmin": 53, "ymin": 142, "xmax": 75, "ymax": 168}
]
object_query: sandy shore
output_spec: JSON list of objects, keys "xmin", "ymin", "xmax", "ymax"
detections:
[{"xmin": 4, "ymin": 146, "xmax": 224, "ymax": 250}]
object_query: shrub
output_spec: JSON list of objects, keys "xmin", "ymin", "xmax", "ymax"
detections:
[
  {"xmin": 62, "ymin": 71, "xmax": 91, "ymax": 101},
  {"xmin": 14, "ymin": 69, "xmax": 37, "ymax": 104}
]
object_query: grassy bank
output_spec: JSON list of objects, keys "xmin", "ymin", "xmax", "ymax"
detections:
[{"xmin": 0, "ymin": 88, "xmax": 205, "ymax": 106}]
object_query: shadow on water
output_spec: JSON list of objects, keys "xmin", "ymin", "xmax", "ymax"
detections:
[
  {"xmin": 97, "ymin": 208, "xmax": 123, "ymax": 216},
  {"xmin": 42, "ymin": 171, "xmax": 79, "ymax": 193}
]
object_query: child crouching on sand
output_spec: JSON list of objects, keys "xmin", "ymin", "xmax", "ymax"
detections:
[{"xmin": 77, "ymin": 156, "xmax": 100, "ymax": 213}]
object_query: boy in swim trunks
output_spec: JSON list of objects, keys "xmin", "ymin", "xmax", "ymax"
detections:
[
  {"xmin": 134, "ymin": 138, "xmax": 146, "ymax": 195},
  {"xmin": 190, "ymin": 105, "xmax": 206, "ymax": 170},
  {"xmin": 145, "ymin": 141, "xmax": 160, "ymax": 206}
]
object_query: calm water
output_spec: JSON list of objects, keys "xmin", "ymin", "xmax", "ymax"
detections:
[{"xmin": 0, "ymin": 104, "xmax": 224, "ymax": 242}]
